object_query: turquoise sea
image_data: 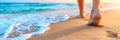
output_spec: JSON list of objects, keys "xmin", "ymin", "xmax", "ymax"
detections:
[
  {"xmin": 0, "ymin": 3, "xmax": 78, "ymax": 14},
  {"xmin": 0, "ymin": 3, "xmax": 78, "ymax": 40}
]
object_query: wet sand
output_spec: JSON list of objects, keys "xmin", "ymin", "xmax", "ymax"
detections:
[{"xmin": 27, "ymin": 9, "xmax": 120, "ymax": 40}]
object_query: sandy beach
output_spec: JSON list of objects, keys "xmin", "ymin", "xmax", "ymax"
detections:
[{"xmin": 27, "ymin": 9, "xmax": 120, "ymax": 40}]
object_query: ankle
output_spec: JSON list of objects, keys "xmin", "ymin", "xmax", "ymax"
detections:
[{"xmin": 91, "ymin": 8, "xmax": 100, "ymax": 12}]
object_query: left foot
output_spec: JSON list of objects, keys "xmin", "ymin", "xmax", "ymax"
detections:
[{"xmin": 76, "ymin": 15, "xmax": 85, "ymax": 18}]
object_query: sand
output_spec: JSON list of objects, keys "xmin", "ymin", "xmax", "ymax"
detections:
[{"xmin": 27, "ymin": 9, "xmax": 120, "ymax": 40}]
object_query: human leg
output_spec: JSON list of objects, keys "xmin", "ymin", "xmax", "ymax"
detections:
[
  {"xmin": 77, "ymin": 0, "xmax": 84, "ymax": 18},
  {"xmin": 87, "ymin": 0, "xmax": 101, "ymax": 26}
]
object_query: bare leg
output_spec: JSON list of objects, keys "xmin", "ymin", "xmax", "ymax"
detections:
[
  {"xmin": 87, "ymin": 0, "xmax": 101, "ymax": 26},
  {"xmin": 77, "ymin": 0, "xmax": 84, "ymax": 18}
]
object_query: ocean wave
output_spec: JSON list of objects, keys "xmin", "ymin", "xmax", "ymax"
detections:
[
  {"xmin": 0, "ymin": 3, "xmax": 77, "ymax": 14},
  {"xmin": 0, "ymin": 14, "xmax": 69, "ymax": 40}
]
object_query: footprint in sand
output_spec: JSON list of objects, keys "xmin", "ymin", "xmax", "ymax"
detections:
[{"xmin": 106, "ymin": 30, "xmax": 120, "ymax": 38}]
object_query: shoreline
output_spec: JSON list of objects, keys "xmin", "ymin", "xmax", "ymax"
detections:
[{"xmin": 28, "ymin": 9, "xmax": 120, "ymax": 40}]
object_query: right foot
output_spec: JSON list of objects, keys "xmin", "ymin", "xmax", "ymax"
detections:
[
  {"xmin": 87, "ymin": 9, "xmax": 101, "ymax": 26},
  {"xmin": 87, "ymin": 15, "xmax": 101, "ymax": 26}
]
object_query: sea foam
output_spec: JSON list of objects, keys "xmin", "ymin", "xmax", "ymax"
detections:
[{"xmin": 0, "ymin": 14, "xmax": 69, "ymax": 40}]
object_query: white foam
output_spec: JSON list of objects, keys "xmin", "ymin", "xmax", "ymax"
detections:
[{"xmin": 0, "ymin": 14, "xmax": 69, "ymax": 40}]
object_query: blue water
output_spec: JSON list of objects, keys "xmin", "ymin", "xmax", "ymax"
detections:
[
  {"xmin": 0, "ymin": 14, "xmax": 69, "ymax": 40},
  {"xmin": 0, "ymin": 3, "xmax": 77, "ymax": 14},
  {"xmin": 0, "ymin": 3, "xmax": 73, "ymax": 40}
]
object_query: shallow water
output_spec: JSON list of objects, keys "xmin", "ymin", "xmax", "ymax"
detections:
[{"xmin": 0, "ymin": 14, "xmax": 69, "ymax": 40}]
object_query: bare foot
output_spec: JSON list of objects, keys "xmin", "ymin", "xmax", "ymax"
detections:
[
  {"xmin": 76, "ymin": 16, "xmax": 85, "ymax": 18},
  {"xmin": 87, "ymin": 9, "xmax": 101, "ymax": 26},
  {"xmin": 76, "ymin": 13, "xmax": 86, "ymax": 18},
  {"xmin": 87, "ymin": 15, "xmax": 101, "ymax": 26}
]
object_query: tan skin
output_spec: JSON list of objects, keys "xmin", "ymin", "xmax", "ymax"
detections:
[{"xmin": 77, "ymin": 0, "xmax": 101, "ymax": 26}]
